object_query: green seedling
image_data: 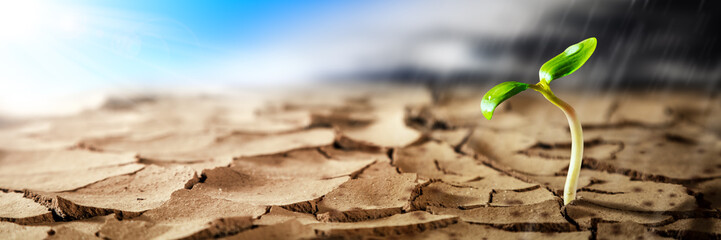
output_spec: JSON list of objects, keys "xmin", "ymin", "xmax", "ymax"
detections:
[{"xmin": 480, "ymin": 37, "xmax": 597, "ymax": 205}]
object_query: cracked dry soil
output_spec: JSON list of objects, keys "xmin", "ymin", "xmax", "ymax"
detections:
[{"xmin": 1, "ymin": 84, "xmax": 720, "ymax": 239}]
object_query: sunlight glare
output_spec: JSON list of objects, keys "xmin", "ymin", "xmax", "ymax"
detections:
[{"xmin": 0, "ymin": 1, "xmax": 50, "ymax": 40}]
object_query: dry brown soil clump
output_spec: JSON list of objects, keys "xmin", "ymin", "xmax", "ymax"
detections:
[{"xmin": 1, "ymin": 84, "xmax": 720, "ymax": 239}]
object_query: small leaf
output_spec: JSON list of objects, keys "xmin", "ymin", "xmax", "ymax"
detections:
[
  {"xmin": 480, "ymin": 81, "xmax": 529, "ymax": 120},
  {"xmin": 539, "ymin": 37, "xmax": 597, "ymax": 84}
]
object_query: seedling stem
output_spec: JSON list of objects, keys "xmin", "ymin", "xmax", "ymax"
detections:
[{"xmin": 529, "ymin": 83, "xmax": 583, "ymax": 205}]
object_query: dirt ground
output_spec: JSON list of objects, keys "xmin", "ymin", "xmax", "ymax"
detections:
[{"xmin": 1, "ymin": 83, "xmax": 720, "ymax": 239}]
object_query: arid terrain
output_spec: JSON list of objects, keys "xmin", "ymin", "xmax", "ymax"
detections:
[{"xmin": 1, "ymin": 84, "xmax": 720, "ymax": 239}]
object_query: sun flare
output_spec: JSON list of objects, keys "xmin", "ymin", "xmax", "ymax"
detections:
[{"xmin": 0, "ymin": 1, "xmax": 48, "ymax": 40}]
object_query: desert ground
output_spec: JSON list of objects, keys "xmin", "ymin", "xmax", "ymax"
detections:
[{"xmin": 1, "ymin": 83, "xmax": 720, "ymax": 239}]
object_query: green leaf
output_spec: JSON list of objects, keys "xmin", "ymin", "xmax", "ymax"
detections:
[
  {"xmin": 539, "ymin": 37, "xmax": 597, "ymax": 84},
  {"xmin": 480, "ymin": 81, "xmax": 529, "ymax": 120}
]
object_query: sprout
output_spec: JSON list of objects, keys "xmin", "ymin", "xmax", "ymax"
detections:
[{"xmin": 480, "ymin": 37, "xmax": 597, "ymax": 205}]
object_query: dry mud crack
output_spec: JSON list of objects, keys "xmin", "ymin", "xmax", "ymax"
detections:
[{"xmin": 0, "ymin": 85, "xmax": 719, "ymax": 239}]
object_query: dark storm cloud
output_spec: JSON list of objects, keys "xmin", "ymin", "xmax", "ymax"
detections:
[{"xmin": 351, "ymin": 0, "xmax": 721, "ymax": 91}]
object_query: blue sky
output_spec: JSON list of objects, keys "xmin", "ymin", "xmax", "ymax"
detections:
[
  {"xmin": 84, "ymin": 0, "xmax": 362, "ymax": 48},
  {"xmin": 0, "ymin": 0, "xmax": 376, "ymax": 115},
  {"xmin": 50, "ymin": 0, "xmax": 371, "ymax": 80},
  {"xmin": 0, "ymin": 0, "xmax": 563, "ymax": 116}
]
